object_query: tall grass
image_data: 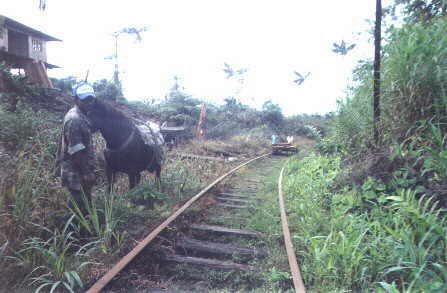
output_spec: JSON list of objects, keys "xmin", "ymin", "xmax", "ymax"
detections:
[
  {"xmin": 333, "ymin": 17, "xmax": 447, "ymax": 155},
  {"xmin": 1, "ymin": 128, "xmax": 65, "ymax": 246},
  {"xmin": 70, "ymin": 191, "xmax": 125, "ymax": 254},
  {"xmin": 13, "ymin": 215, "xmax": 97, "ymax": 293},
  {"xmin": 278, "ymin": 154, "xmax": 447, "ymax": 292},
  {"xmin": 0, "ymin": 105, "xmax": 40, "ymax": 150}
]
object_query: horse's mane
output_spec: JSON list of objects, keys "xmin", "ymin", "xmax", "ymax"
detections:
[
  {"xmin": 90, "ymin": 99, "xmax": 136, "ymax": 148},
  {"xmin": 94, "ymin": 99, "xmax": 130, "ymax": 122}
]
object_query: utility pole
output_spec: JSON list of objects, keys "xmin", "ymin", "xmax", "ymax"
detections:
[
  {"xmin": 112, "ymin": 32, "xmax": 121, "ymax": 98},
  {"xmin": 373, "ymin": 0, "xmax": 382, "ymax": 145},
  {"xmin": 110, "ymin": 26, "xmax": 148, "ymax": 99}
]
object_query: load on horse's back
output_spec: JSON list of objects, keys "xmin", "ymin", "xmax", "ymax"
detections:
[
  {"xmin": 86, "ymin": 98, "xmax": 164, "ymax": 192},
  {"xmin": 135, "ymin": 119, "xmax": 164, "ymax": 179}
]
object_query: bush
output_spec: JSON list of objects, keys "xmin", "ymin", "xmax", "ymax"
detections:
[
  {"xmin": 332, "ymin": 17, "xmax": 447, "ymax": 155},
  {"xmin": 381, "ymin": 18, "xmax": 447, "ymax": 139},
  {"xmin": 50, "ymin": 76, "xmax": 77, "ymax": 95},
  {"xmin": 0, "ymin": 104, "xmax": 41, "ymax": 149},
  {"xmin": 92, "ymin": 79, "xmax": 125, "ymax": 102},
  {"xmin": 280, "ymin": 153, "xmax": 447, "ymax": 291}
]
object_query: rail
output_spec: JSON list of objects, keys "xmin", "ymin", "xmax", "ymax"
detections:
[
  {"xmin": 86, "ymin": 153, "xmax": 270, "ymax": 293},
  {"xmin": 278, "ymin": 167, "xmax": 306, "ymax": 293}
]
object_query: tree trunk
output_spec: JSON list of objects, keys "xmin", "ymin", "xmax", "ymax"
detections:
[{"xmin": 373, "ymin": 0, "xmax": 382, "ymax": 144}]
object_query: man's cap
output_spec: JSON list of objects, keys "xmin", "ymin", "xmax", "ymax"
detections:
[{"xmin": 73, "ymin": 82, "xmax": 96, "ymax": 100}]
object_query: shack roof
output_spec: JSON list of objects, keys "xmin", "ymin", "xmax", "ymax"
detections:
[{"xmin": 1, "ymin": 15, "xmax": 61, "ymax": 42}]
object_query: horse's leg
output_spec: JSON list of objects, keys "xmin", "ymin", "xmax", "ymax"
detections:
[
  {"xmin": 128, "ymin": 173, "xmax": 135, "ymax": 190},
  {"xmin": 128, "ymin": 172, "xmax": 140, "ymax": 190},
  {"xmin": 135, "ymin": 172, "xmax": 141, "ymax": 186},
  {"xmin": 155, "ymin": 164, "xmax": 162, "ymax": 191}
]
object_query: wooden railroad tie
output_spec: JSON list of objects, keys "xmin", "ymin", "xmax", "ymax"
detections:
[
  {"xmin": 164, "ymin": 255, "xmax": 257, "ymax": 272},
  {"xmin": 208, "ymin": 215, "xmax": 247, "ymax": 223},
  {"xmin": 190, "ymin": 224, "xmax": 258, "ymax": 238},
  {"xmin": 230, "ymin": 186, "xmax": 258, "ymax": 190},
  {"xmin": 218, "ymin": 193, "xmax": 264, "ymax": 200},
  {"xmin": 146, "ymin": 289, "xmax": 185, "ymax": 293},
  {"xmin": 216, "ymin": 203, "xmax": 249, "ymax": 209},
  {"xmin": 216, "ymin": 197, "xmax": 250, "ymax": 204},
  {"xmin": 176, "ymin": 237, "xmax": 268, "ymax": 258}
]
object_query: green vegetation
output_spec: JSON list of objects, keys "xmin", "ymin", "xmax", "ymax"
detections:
[
  {"xmin": 203, "ymin": 2, "xmax": 447, "ymax": 292},
  {"xmin": 280, "ymin": 155, "xmax": 446, "ymax": 291},
  {"xmin": 244, "ymin": 3, "xmax": 447, "ymax": 292},
  {"xmin": 129, "ymin": 78, "xmax": 328, "ymax": 140},
  {"xmin": 3, "ymin": 1, "xmax": 447, "ymax": 292},
  {"xmin": 0, "ymin": 61, "xmax": 325, "ymax": 292}
]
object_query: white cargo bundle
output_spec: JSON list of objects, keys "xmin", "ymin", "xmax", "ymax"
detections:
[{"xmin": 135, "ymin": 120, "xmax": 165, "ymax": 146}]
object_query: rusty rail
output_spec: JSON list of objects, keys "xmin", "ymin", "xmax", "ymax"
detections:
[
  {"xmin": 278, "ymin": 167, "xmax": 306, "ymax": 293},
  {"xmin": 86, "ymin": 153, "xmax": 270, "ymax": 293}
]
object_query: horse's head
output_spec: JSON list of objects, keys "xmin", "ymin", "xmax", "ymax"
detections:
[
  {"xmin": 85, "ymin": 99, "xmax": 135, "ymax": 149},
  {"xmin": 85, "ymin": 99, "xmax": 121, "ymax": 130},
  {"xmin": 85, "ymin": 102, "xmax": 104, "ymax": 133}
]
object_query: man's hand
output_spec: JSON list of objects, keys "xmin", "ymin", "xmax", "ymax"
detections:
[{"xmin": 82, "ymin": 172, "xmax": 96, "ymax": 186}]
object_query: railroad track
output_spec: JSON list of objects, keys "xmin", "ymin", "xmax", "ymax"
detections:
[{"xmin": 86, "ymin": 154, "xmax": 305, "ymax": 293}]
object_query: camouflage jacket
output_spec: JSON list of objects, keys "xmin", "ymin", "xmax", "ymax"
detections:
[{"xmin": 57, "ymin": 106, "xmax": 95, "ymax": 190}]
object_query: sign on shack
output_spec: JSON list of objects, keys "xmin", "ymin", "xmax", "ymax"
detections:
[{"xmin": 0, "ymin": 15, "xmax": 61, "ymax": 88}]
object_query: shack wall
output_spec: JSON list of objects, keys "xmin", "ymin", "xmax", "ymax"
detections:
[
  {"xmin": 7, "ymin": 29, "xmax": 28, "ymax": 58},
  {"xmin": 0, "ymin": 26, "xmax": 8, "ymax": 51},
  {"xmin": 28, "ymin": 36, "xmax": 46, "ymax": 62}
]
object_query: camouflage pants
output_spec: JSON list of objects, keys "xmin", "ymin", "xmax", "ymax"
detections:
[
  {"xmin": 61, "ymin": 161, "xmax": 82, "ymax": 191},
  {"xmin": 61, "ymin": 161, "xmax": 92, "ymax": 214}
]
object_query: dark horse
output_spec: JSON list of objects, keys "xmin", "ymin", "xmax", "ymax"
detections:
[{"xmin": 87, "ymin": 99, "xmax": 163, "ymax": 192}]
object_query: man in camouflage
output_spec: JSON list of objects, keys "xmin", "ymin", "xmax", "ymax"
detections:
[{"xmin": 57, "ymin": 83, "xmax": 97, "ymax": 214}]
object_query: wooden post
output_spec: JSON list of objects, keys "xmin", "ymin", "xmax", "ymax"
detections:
[
  {"xmin": 37, "ymin": 61, "xmax": 53, "ymax": 88},
  {"xmin": 23, "ymin": 60, "xmax": 53, "ymax": 88},
  {"xmin": 196, "ymin": 103, "xmax": 207, "ymax": 139}
]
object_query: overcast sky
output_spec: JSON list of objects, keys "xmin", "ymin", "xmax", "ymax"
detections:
[{"xmin": 4, "ymin": 0, "xmax": 394, "ymax": 115}]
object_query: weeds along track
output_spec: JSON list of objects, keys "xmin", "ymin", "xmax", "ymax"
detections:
[{"xmin": 86, "ymin": 154, "xmax": 288, "ymax": 293}]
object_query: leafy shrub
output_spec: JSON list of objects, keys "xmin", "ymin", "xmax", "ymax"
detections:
[
  {"xmin": 381, "ymin": 18, "xmax": 447, "ymax": 139},
  {"xmin": 49, "ymin": 76, "xmax": 77, "ymax": 95},
  {"xmin": 280, "ymin": 153, "xmax": 447, "ymax": 291},
  {"xmin": 332, "ymin": 17, "xmax": 447, "ymax": 155},
  {"xmin": 207, "ymin": 121, "xmax": 242, "ymax": 139},
  {"xmin": 125, "ymin": 183, "xmax": 165, "ymax": 206},
  {"xmin": 92, "ymin": 79, "xmax": 125, "ymax": 102},
  {"xmin": 14, "ymin": 216, "xmax": 97, "ymax": 293},
  {"xmin": 0, "ymin": 62, "xmax": 37, "ymax": 96},
  {"xmin": 0, "ymin": 104, "xmax": 40, "ymax": 149},
  {"xmin": 261, "ymin": 100, "xmax": 284, "ymax": 131}
]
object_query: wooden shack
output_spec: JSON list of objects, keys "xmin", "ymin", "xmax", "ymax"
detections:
[{"xmin": 0, "ymin": 15, "xmax": 61, "ymax": 88}]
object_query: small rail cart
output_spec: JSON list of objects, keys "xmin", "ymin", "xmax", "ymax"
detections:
[{"xmin": 271, "ymin": 143, "xmax": 298, "ymax": 155}]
